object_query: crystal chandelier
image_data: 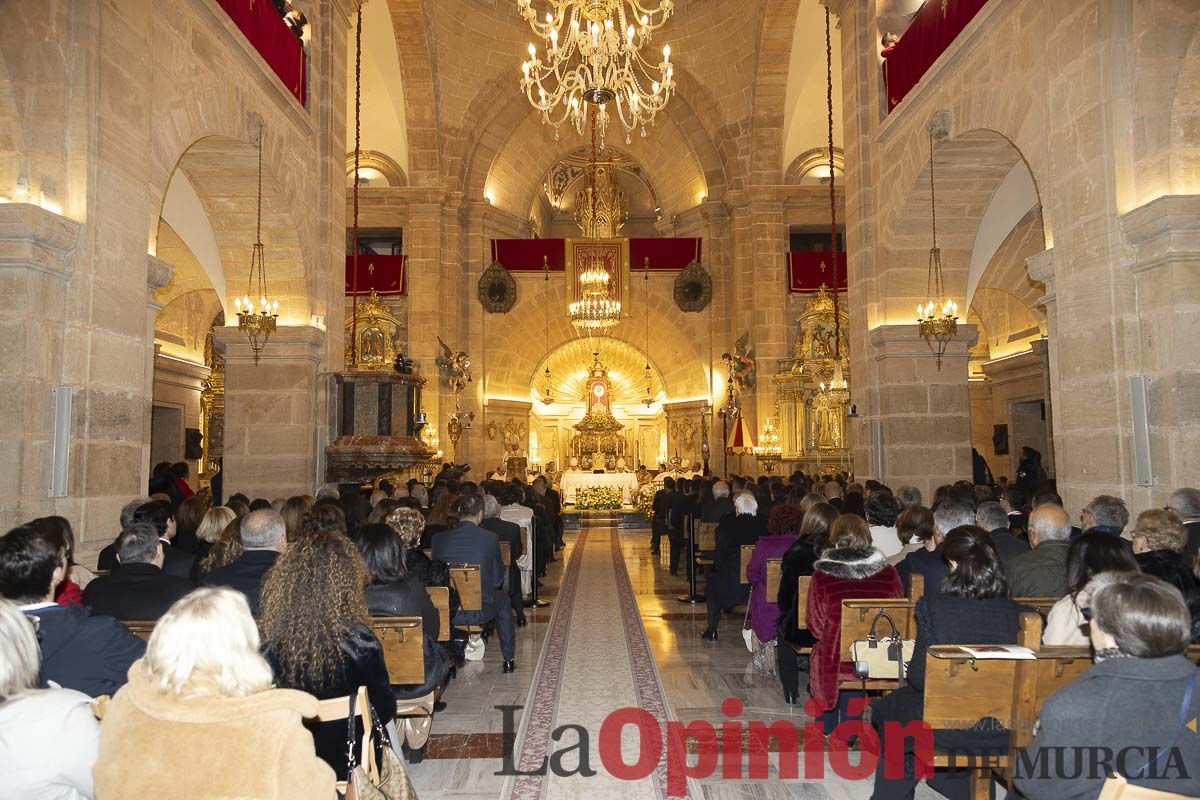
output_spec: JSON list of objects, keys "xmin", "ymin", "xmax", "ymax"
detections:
[
  {"xmin": 819, "ymin": 361, "xmax": 850, "ymax": 405},
  {"xmin": 757, "ymin": 416, "xmax": 782, "ymax": 474},
  {"xmin": 517, "ymin": 0, "xmax": 677, "ymax": 147},
  {"xmin": 568, "ymin": 265, "xmax": 621, "ymax": 334},
  {"xmin": 917, "ymin": 131, "xmax": 959, "ymax": 370},
  {"xmin": 233, "ymin": 123, "xmax": 279, "ymax": 362}
]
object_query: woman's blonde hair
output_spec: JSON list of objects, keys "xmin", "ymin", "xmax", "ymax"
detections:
[
  {"xmin": 143, "ymin": 587, "xmax": 273, "ymax": 699},
  {"xmin": 386, "ymin": 506, "xmax": 425, "ymax": 548},
  {"xmin": 0, "ymin": 599, "xmax": 40, "ymax": 701},
  {"xmin": 196, "ymin": 506, "xmax": 236, "ymax": 545},
  {"xmin": 1133, "ymin": 509, "xmax": 1189, "ymax": 553}
]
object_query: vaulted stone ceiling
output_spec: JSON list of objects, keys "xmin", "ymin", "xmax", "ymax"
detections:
[{"xmin": 351, "ymin": 0, "xmax": 842, "ymax": 216}]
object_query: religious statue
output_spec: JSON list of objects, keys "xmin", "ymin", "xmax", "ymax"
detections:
[
  {"xmin": 344, "ymin": 290, "xmax": 405, "ymax": 372},
  {"xmin": 435, "ymin": 337, "xmax": 471, "ymax": 395},
  {"xmin": 811, "ymin": 390, "xmax": 845, "ymax": 451},
  {"xmin": 722, "ymin": 332, "xmax": 756, "ymax": 391}
]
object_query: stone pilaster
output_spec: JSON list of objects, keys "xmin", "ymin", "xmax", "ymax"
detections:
[
  {"xmin": 866, "ymin": 323, "xmax": 978, "ymax": 497},
  {"xmin": 216, "ymin": 324, "xmax": 326, "ymax": 499},
  {"xmin": 0, "ymin": 203, "xmax": 81, "ymax": 531},
  {"xmin": 1120, "ymin": 195, "xmax": 1200, "ymax": 502}
]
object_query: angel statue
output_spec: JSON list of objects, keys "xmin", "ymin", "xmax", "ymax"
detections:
[
  {"xmin": 721, "ymin": 332, "xmax": 756, "ymax": 391},
  {"xmin": 435, "ymin": 336, "xmax": 472, "ymax": 395}
]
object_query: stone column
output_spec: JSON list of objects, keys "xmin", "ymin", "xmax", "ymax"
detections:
[
  {"xmin": 1120, "ymin": 195, "xmax": 1200, "ymax": 503},
  {"xmin": 1026, "ymin": 248, "xmax": 1062, "ymax": 486},
  {"xmin": 0, "ymin": 203, "xmax": 82, "ymax": 531},
  {"xmin": 216, "ymin": 325, "xmax": 326, "ymax": 499},
  {"xmin": 866, "ymin": 323, "xmax": 978, "ymax": 497},
  {"xmin": 1029, "ymin": 337, "xmax": 1053, "ymax": 477}
]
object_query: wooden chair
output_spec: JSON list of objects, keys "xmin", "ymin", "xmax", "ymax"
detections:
[
  {"xmin": 739, "ymin": 544, "xmax": 755, "ymax": 584},
  {"xmin": 694, "ymin": 521, "xmax": 718, "ymax": 552},
  {"xmin": 448, "ymin": 563, "xmax": 485, "ymax": 634},
  {"xmin": 371, "ymin": 616, "xmax": 438, "ymax": 750},
  {"xmin": 120, "ymin": 620, "xmax": 156, "ymax": 642},
  {"xmin": 765, "ymin": 557, "xmax": 782, "ymax": 600},
  {"xmin": 1098, "ymin": 774, "xmax": 1194, "ymax": 799},
  {"xmin": 314, "ymin": 686, "xmax": 377, "ymax": 794},
  {"xmin": 498, "ymin": 541, "xmax": 511, "ymax": 569},
  {"xmin": 920, "ymin": 611, "xmax": 1045, "ymax": 800},
  {"xmin": 425, "ymin": 586, "xmax": 450, "ymax": 642}
]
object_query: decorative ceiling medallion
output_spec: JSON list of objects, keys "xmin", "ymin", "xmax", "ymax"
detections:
[
  {"xmin": 673, "ymin": 258, "xmax": 711, "ymax": 312},
  {"xmin": 478, "ymin": 260, "xmax": 517, "ymax": 313}
]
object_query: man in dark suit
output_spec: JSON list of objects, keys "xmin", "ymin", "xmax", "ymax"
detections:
[
  {"xmin": 533, "ymin": 476, "xmax": 564, "ymax": 550},
  {"xmin": 482, "ymin": 492, "xmax": 525, "ymax": 627},
  {"xmin": 1078, "ymin": 495, "xmax": 1133, "ymax": 553},
  {"xmin": 700, "ymin": 480, "xmax": 735, "ymax": 523},
  {"xmin": 83, "ymin": 522, "xmax": 194, "ymax": 620},
  {"xmin": 1, "ymin": 525, "xmax": 144, "ymax": 696},
  {"xmin": 1000, "ymin": 485, "xmax": 1030, "ymax": 535},
  {"xmin": 201, "ymin": 509, "xmax": 286, "ymax": 616},
  {"xmin": 896, "ymin": 501, "xmax": 976, "ymax": 596},
  {"xmin": 1167, "ymin": 488, "xmax": 1200, "ymax": 562},
  {"xmin": 432, "ymin": 493, "xmax": 516, "ymax": 673},
  {"xmin": 651, "ymin": 476, "xmax": 675, "ymax": 556},
  {"xmin": 976, "ymin": 501, "xmax": 1030, "ymax": 565},
  {"xmin": 120, "ymin": 500, "xmax": 194, "ymax": 580}
]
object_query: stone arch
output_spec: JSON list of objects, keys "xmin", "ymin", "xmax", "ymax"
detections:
[
  {"xmin": 880, "ymin": 128, "xmax": 1045, "ymax": 321},
  {"xmin": 1168, "ymin": 24, "xmax": 1200, "ymax": 195},
  {"xmin": 528, "ymin": 337, "xmax": 668, "ymax": 407},
  {"xmin": 346, "ymin": 150, "xmax": 407, "ymax": 187},
  {"xmin": 748, "ymin": 0, "xmax": 802, "ymax": 185},
  {"xmin": 161, "ymin": 135, "xmax": 310, "ymax": 321},
  {"xmin": 786, "ymin": 147, "xmax": 845, "ymax": 185},
  {"xmin": 479, "ymin": 274, "xmax": 711, "ymax": 405},
  {"xmin": 385, "ymin": 0, "xmax": 442, "ymax": 185},
  {"xmin": 455, "ymin": 61, "xmax": 730, "ymax": 207},
  {"xmin": 146, "ymin": 83, "xmax": 319, "ymax": 315}
]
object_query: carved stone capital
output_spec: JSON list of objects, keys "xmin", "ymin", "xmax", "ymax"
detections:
[{"xmin": 0, "ymin": 202, "xmax": 81, "ymax": 279}]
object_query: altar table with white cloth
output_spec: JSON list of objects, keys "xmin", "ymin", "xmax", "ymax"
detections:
[{"xmin": 560, "ymin": 472, "xmax": 641, "ymax": 504}]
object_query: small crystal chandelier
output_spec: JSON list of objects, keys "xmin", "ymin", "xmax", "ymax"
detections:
[
  {"xmin": 568, "ymin": 265, "xmax": 621, "ymax": 335},
  {"xmin": 517, "ymin": 0, "xmax": 677, "ymax": 147},
  {"xmin": 233, "ymin": 123, "xmax": 279, "ymax": 362},
  {"xmin": 819, "ymin": 361, "xmax": 850, "ymax": 405},
  {"xmin": 917, "ymin": 131, "xmax": 959, "ymax": 370},
  {"xmin": 757, "ymin": 416, "xmax": 782, "ymax": 474}
]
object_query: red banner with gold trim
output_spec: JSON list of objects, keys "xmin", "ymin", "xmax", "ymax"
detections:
[
  {"xmin": 789, "ymin": 252, "xmax": 847, "ymax": 294},
  {"xmin": 346, "ymin": 254, "xmax": 405, "ymax": 296},
  {"xmin": 882, "ymin": 0, "xmax": 988, "ymax": 112}
]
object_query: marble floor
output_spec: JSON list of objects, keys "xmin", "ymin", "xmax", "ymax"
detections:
[{"xmin": 407, "ymin": 524, "xmax": 970, "ymax": 800}]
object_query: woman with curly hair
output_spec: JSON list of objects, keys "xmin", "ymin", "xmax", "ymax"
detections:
[
  {"xmin": 259, "ymin": 533, "xmax": 396, "ymax": 780},
  {"xmin": 198, "ymin": 515, "xmax": 243, "ymax": 575}
]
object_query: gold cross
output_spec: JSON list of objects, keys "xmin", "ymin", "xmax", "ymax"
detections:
[
  {"xmin": 819, "ymin": 260, "xmax": 828, "ymax": 272},
  {"xmin": 367, "ymin": 263, "xmax": 375, "ymax": 275},
  {"xmin": 941, "ymin": 0, "xmax": 949, "ymax": 16}
]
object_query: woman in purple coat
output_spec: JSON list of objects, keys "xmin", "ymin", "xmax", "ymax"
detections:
[{"xmin": 745, "ymin": 502, "xmax": 805, "ymax": 675}]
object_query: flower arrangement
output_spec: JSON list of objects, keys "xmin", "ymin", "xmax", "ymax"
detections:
[
  {"xmin": 635, "ymin": 485, "xmax": 656, "ymax": 521},
  {"xmin": 575, "ymin": 485, "xmax": 624, "ymax": 510}
]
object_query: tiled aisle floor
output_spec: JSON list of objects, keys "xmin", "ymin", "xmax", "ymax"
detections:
[{"xmin": 407, "ymin": 525, "xmax": 962, "ymax": 799}]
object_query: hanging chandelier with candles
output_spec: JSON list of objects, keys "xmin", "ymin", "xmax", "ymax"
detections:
[
  {"xmin": 818, "ymin": 8, "xmax": 848, "ymax": 402},
  {"xmin": 234, "ymin": 122, "xmax": 279, "ymax": 362},
  {"xmin": 917, "ymin": 131, "xmax": 959, "ymax": 370},
  {"xmin": 516, "ymin": 0, "xmax": 677, "ymax": 147},
  {"xmin": 568, "ymin": 264, "xmax": 621, "ymax": 334}
]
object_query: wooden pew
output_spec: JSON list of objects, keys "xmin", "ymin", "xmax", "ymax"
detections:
[
  {"xmin": 739, "ymin": 544, "xmax": 755, "ymax": 584},
  {"xmin": 765, "ymin": 557, "xmax": 782, "ymax": 600},
  {"xmin": 919, "ymin": 611, "xmax": 1046, "ymax": 800},
  {"xmin": 371, "ymin": 616, "xmax": 438, "ymax": 750},
  {"xmin": 499, "ymin": 540, "xmax": 511, "ymax": 569},
  {"xmin": 426, "ymin": 585, "xmax": 451, "ymax": 642},
  {"xmin": 314, "ymin": 686, "xmax": 377, "ymax": 793},
  {"xmin": 833, "ymin": 574, "xmax": 925, "ymax": 691},
  {"xmin": 694, "ymin": 520, "xmax": 718, "ymax": 552},
  {"xmin": 120, "ymin": 620, "xmax": 156, "ymax": 642},
  {"xmin": 448, "ymin": 563, "xmax": 485, "ymax": 635}
]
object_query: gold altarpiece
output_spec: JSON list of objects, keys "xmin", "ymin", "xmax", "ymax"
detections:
[{"xmin": 773, "ymin": 287, "xmax": 852, "ymax": 471}]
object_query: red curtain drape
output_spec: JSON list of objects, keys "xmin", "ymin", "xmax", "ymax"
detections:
[
  {"xmin": 491, "ymin": 239, "xmax": 566, "ymax": 271},
  {"xmin": 883, "ymin": 0, "xmax": 989, "ymax": 112},
  {"xmin": 346, "ymin": 254, "xmax": 405, "ymax": 296},
  {"xmin": 629, "ymin": 238, "xmax": 702, "ymax": 271},
  {"xmin": 489, "ymin": 238, "xmax": 703, "ymax": 271},
  {"xmin": 789, "ymin": 252, "xmax": 847, "ymax": 294},
  {"xmin": 214, "ymin": 0, "xmax": 307, "ymax": 105}
]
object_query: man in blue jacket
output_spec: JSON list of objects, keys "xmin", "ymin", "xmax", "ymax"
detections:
[
  {"xmin": 432, "ymin": 493, "xmax": 516, "ymax": 673},
  {"xmin": 0, "ymin": 525, "xmax": 145, "ymax": 696}
]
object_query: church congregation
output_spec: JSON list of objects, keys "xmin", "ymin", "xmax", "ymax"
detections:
[{"xmin": 3, "ymin": 0, "xmax": 1200, "ymax": 797}]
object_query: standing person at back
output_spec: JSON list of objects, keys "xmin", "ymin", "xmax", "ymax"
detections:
[
  {"xmin": 431, "ymin": 494, "xmax": 516, "ymax": 673},
  {"xmin": 200, "ymin": 509, "xmax": 287, "ymax": 617}
]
